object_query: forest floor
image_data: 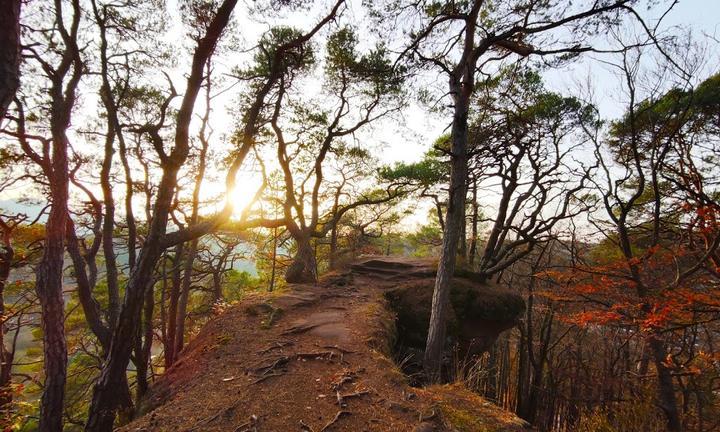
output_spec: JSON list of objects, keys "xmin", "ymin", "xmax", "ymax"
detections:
[{"xmin": 120, "ymin": 257, "xmax": 531, "ymax": 432}]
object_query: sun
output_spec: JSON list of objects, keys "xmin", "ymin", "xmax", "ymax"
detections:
[
  {"xmin": 199, "ymin": 171, "xmax": 264, "ymax": 218},
  {"xmin": 227, "ymin": 173, "xmax": 264, "ymax": 217}
]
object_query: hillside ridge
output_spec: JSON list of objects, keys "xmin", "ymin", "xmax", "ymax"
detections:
[{"xmin": 122, "ymin": 257, "xmax": 531, "ymax": 432}]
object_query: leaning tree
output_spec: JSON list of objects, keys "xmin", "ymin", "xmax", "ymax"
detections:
[
  {"xmin": 84, "ymin": 0, "xmax": 347, "ymax": 429},
  {"xmin": 371, "ymin": 0, "xmax": 681, "ymax": 379},
  {"xmin": 260, "ymin": 26, "xmax": 408, "ymax": 283}
]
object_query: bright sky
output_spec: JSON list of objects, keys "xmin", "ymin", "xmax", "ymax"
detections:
[{"xmin": 2, "ymin": 0, "xmax": 719, "ymax": 230}]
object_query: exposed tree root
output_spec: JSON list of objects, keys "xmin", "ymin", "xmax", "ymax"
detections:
[
  {"xmin": 320, "ymin": 344, "xmax": 355, "ymax": 354},
  {"xmin": 320, "ymin": 410, "xmax": 351, "ymax": 431},
  {"xmin": 299, "ymin": 419, "xmax": 315, "ymax": 432},
  {"xmin": 250, "ymin": 351, "xmax": 342, "ymax": 385},
  {"xmin": 295, "ymin": 351, "xmax": 336, "ymax": 360},
  {"xmin": 331, "ymin": 372, "xmax": 356, "ymax": 391},
  {"xmin": 252, "ymin": 356, "xmax": 290, "ymax": 374},
  {"xmin": 281, "ymin": 323, "xmax": 322, "ymax": 335},
  {"xmin": 187, "ymin": 402, "xmax": 240, "ymax": 431},
  {"xmin": 233, "ymin": 414, "xmax": 259, "ymax": 432},
  {"xmin": 257, "ymin": 340, "xmax": 293, "ymax": 354},
  {"xmin": 251, "ymin": 372, "xmax": 285, "ymax": 384},
  {"xmin": 336, "ymin": 390, "xmax": 369, "ymax": 407}
]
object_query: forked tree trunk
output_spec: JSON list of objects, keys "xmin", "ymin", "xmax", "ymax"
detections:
[
  {"xmin": 285, "ymin": 236, "xmax": 317, "ymax": 283},
  {"xmin": 85, "ymin": 2, "xmax": 239, "ymax": 426},
  {"xmin": 85, "ymin": 231, "xmax": 167, "ymax": 432}
]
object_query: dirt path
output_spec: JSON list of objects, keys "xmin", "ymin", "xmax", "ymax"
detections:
[{"xmin": 121, "ymin": 257, "xmax": 530, "ymax": 432}]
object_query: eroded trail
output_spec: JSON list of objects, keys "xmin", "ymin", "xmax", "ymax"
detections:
[{"xmin": 122, "ymin": 257, "xmax": 530, "ymax": 432}]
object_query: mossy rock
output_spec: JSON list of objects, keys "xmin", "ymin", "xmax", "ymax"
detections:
[{"xmin": 384, "ymin": 278, "xmax": 524, "ymax": 351}]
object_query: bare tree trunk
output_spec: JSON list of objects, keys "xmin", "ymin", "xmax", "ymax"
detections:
[
  {"xmin": 421, "ymin": 0, "xmax": 486, "ymax": 381},
  {"xmin": 159, "ymin": 253, "xmax": 168, "ymax": 354},
  {"xmin": 165, "ymin": 242, "xmax": 184, "ymax": 368},
  {"xmin": 85, "ymin": 3, "xmax": 239, "ymax": 427},
  {"xmin": 268, "ymin": 227, "xmax": 278, "ymax": 292},
  {"xmin": 37, "ymin": 176, "xmax": 69, "ymax": 432},
  {"xmin": 515, "ymin": 324, "xmax": 530, "ymax": 419},
  {"xmin": 329, "ymin": 226, "xmax": 338, "ymax": 270},
  {"xmin": 486, "ymin": 341, "xmax": 498, "ymax": 402},
  {"xmin": 175, "ymin": 239, "xmax": 196, "ymax": 357},
  {"xmin": 213, "ymin": 271, "xmax": 223, "ymax": 300},
  {"xmin": 285, "ymin": 235, "xmax": 317, "ymax": 283},
  {"xmin": 468, "ymin": 177, "xmax": 478, "ymax": 265},
  {"xmin": 135, "ymin": 282, "xmax": 155, "ymax": 404},
  {"xmin": 0, "ymin": 0, "xmax": 22, "ymax": 414},
  {"xmin": 649, "ymin": 335, "xmax": 682, "ymax": 431},
  {"xmin": 0, "ymin": 227, "xmax": 14, "ymax": 408},
  {"xmin": 175, "ymin": 67, "xmax": 211, "ymax": 355},
  {"xmin": 100, "ymin": 138, "xmax": 120, "ymax": 329},
  {"xmin": 434, "ymin": 199, "xmax": 445, "ymax": 231},
  {"xmin": 118, "ymin": 135, "xmax": 136, "ymax": 270},
  {"xmin": 211, "ymin": 249, "xmax": 230, "ymax": 302},
  {"xmin": 423, "ymin": 77, "xmax": 471, "ymax": 381},
  {"xmin": 65, "ymin": 222, "xmax": 110, "ymax": 349},
  {"xmin": 85, "ymin": 226, "xmax": 169, "ymax": 432},
  {"xmin": 0, "ymin": 0, "xmax": 21, "ymax": 120},
  {"xmin": 458, "ymin": 198, "xmax": 467, "ymax": 260}
]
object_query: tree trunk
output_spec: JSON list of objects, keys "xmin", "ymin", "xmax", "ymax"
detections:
[
  {"xmin": 423, "ymin": 78, "xmax": 471, "ymax": 381},
  {"xmin": 285, "ymin": 236, "xmax": 317, "ymax": 283},
  {"xmin": 268, "ymin": 227, "xmax": 278, "ymax": 292},
  {"xmin": 0, "ymin": 231, "xmax": 13, "ymax": 408},
  {"xmin": 165, "ymin": 242, "xmax": 184, "ymax": 368},
  {"xmin": 94, "ymin": 0, "xmax": 122, "ymax": 329},
  {"xmin": 486, "ymin": 341, "xmax": 498, "ymax": 402},
  {"xmin": 37, "ymin": 182, "xmax": 69, "ymax": 432},
  {"xmin": 100, "ymin": 129, "xmax": 120, "ymax": 329},
  {"xmin": 468, "ymin": 178, "xmax": 478, "ymax": 265},
  {"xmin": 118, "ymin": 133, "xmax": 136, "ymax": 270},
  {"xmin": 84, "ymin": 237, "xmax": 166, "ymax": 432},
  {"xmin": 0, "ymin": 0, "xmax": 21, "ymax": 412},
  {"xmin": 66, "ymin": 222, "xmax": 110, "ymax": 349},
  {"xmin": 515, "ymin": 325, "xmax": 530, "ymax": 419},
  {"xmin": 458, "ymin": 198, "xmax": 467, "ymax": 260},
  {"xmin": 175, "ymin": 102, "xmax": 208, "ymax": 355},
  {"xmin": 526, "ymin": 361, "xmax": 544, "ymax": 424},
  {"xmin": 86, "ymin": 163, "xmax": 182, "ymax": 432},
  {"xmin": 329, "ymin": 226, "xmax": 338, "ymax": 270},
  {"xmin": 135, "ymin": 282, "xmax": 155, "ymax": 404},
  {"xmin": 84, "ymin": 1, "xmax": 255, "ymax": 427},
  {"xmin": 175, "ymin": 238, "xmax": 197, "ymax": 357},
  {"xmin": 213, "ymin": 271, "xmax": 223, "ymax": 300},
  {"xmin": 0, "ymin": 0, "xmax": 21, "ymax": 120},
  {"xmin": 649, "ymin": 335, "xmax": 682, "ymax": 431}
]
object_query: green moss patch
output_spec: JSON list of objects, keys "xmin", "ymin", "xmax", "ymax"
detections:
[{"xmin": 422, "ymin": 384, "xmax": 531, "ymax": 432}]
